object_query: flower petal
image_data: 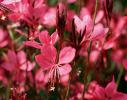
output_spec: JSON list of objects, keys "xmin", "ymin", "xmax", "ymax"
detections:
[
  {"xmin": 105, "ymin": 81, "xmax": 117, "ymax": 97},
  {"xmin": 58, "ymin": 64, "xmax": 71, "ymax": 76},
  {"xmin": 50, "ymin": 30, "xmax": 59, "ymax": 45},
  {"xmin": 39, "ymin": 30, "xmax": 51, "ymax": 44},
  {"xmin": 82, "ymin": 14, "xmax": 93, "ymax": 34},
  {"xmin": 1, "ymin": 0, "xmax": 21, "ymax": 4},
  {"xmin": 59, "ymin": 47, "xmax": 76, "ymax": 64},
  {"xmin": 20, "ymin": 61, "xmax": 35, "ymax": 71},
  {"xmin": 90, "ymin": 24, "xmax": 107, "ymax": 40},
  {"xmin": 24, "ymin": 41, "xmax": 41, "ymax": 49},
  {"xmin": 74, "ymin": 15, "xmax": 83, "ymax": 33},
  {"xmin": 35, "ymin": 45, "xmax": 57, "ymax": 70}
]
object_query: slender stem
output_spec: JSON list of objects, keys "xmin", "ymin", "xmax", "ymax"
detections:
[
  {"xmin": 81, "ymin": 43, "xmax": 91, "ymax": 100},
  {"xmin": 91, "ymin": 0, "xmax": 99, "ymax": 32},
  {"xmin": 65, "ymin": 76, "xmax": 71, "ymax": 100},
  {"xmin": 65, "ymin": 61, "xmax": 76, "ymax": 100},
  {"xmin": 117, "ymin": 65, "xmax": 123, "ymax": 88},
  {"xmin": 6, "ymin": 79, "xmax": 11, "ymax": 100},
  {"xmin": 82, "ymin": 0, "xmax": 98, "ymax": 99},
  {"xmin": 93, "ymin": 0, "xmax": 98, "ymax": 24}
]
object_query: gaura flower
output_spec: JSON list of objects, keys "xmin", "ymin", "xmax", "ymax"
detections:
[
  {"xmin": 25, "ymin": 30, "xmax": 58, "ymax": 49},
  {"xmin": 1, "ymin": 50, "xmax": 35, "ymax": 72},
  {"xmin": 88, "ymin": 80, "xmax": 127, "ymax": 100},
  {"xmin": 35, "ymin": 45, "xmax": 76, "ymax": 90}
]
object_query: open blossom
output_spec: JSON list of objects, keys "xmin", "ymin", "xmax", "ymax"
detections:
[
  {"xmin": 74, "ymin": 14, "xmax": 108, "ymax": 46},
  {"xmin": 86, "ymin": 80, "xmax": 127, "ymax": 100},
  {"xmin": 35, "ymin": 45, "xmax": 76, "ymax": 88},
  {"xmin": 25, "ymin": 30, "xmax": 58, "ymax": 49},
  {"xmin": 1, "ymin": 50, "xmax": 35, "ymax": 72},
  {"xmin": 1, "ymin": 0, "xmax": 46, "ymax": 25},
  {"xmin": 74, "ymin": 14, "xmax": 93, "ymax": 34},
  {"xmin": 42, "ymin": 8, "xmax": 56, "ymax": 27}
]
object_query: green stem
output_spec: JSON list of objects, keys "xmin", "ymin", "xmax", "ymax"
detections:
[
  {"xmin": 116, "ymin": 66, "xmax": 123, "ymax": 88},
  {"xmin": 6, "ymin": 80, "xmax": 11, "ymax": 100},
  {"xmin": 65, "ymin": 77, "xmax": 71, "ymax": 100}
]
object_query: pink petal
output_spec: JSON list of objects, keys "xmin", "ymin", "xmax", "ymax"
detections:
[
  {"xmin": 93, "ymin": 85, "xmax": 105, "ymax": 99},
  {"xmin": 35, "ymin": 69, "xmax": 44, "ymax": 82},
  {"xmin": 24, "ymin": 41, "xmax": 41, "ymax": 49},
  {"xmin": 105, "ymin": 81, "xmax": 117, "ymax": 97},
  {"xmin": 0, "ymin": 29, "xmax": 8, "ymax": 48},
  {"xmin": 50, "ymin": 30, "xmax": 59, "ymax": 45},
  {"xmin": 42, "ymin": 8, "xmax": 56, "ymax": 27},
  {"xmin": 2, "ymin": 50, "xmax": 17, "ymax": 71},
  {"xmin": 90, "ymin": 24, "xmax": 106, "ymax": 40},
  {"xmin": 59, "ymin": 47, "xmax": 76, "ymax": 64},
  {"xmin": 112, "ymin": 92, "xmax": 127, "ymax": 100},
  {"xmin": 95, "ymin": 10, "xmax": 104, "ymax": 24},
  {"xmin": 82, "ymin": 15, "xmax": 93, "ymax": 34},
  {"xmin": 125, "ymin": 74, "xmax": 127, "ymax": 81},
  {"xmin": 1, "ymin": 0, "xmax": 21, "ymax": 4},
  {"xmin": 17, "ymin": 51, "xmax": 26, "ymax": 64},
  {"xmin": 35, "ymin": 45, "xmax": 57, "ymax": 70},
  {"xmin": 33, "ymin": 0, "xmax": 44, "ymax": 8},
  {"xmin": 39, "ymin": 30, "xmax": 51, "ymax": 44},
  {"xmin": 20, "ymin": 61, "xmax": 35, "ymax": 71},
  {"xmin": 90, "ymin": 50, "xmax": 99, "ymax": 63},
  {"xmin": 80, "ymin": 7, "xmax": 90, "ymax": 18},
  {"xmin": 7, "ymin": 50, "xmax": 17, "ymax": 65},
  {"xmin": 74, "ymin": 15, "xmax": 83, "ymax": 33},
  {"xmin": 60, "ymin": 74, "xmax": 69, "ymax": 84},
  {"xmin": 103, "ymin": 40, "xmax": 115, "ymax": 50},
  {"xmin": 58, "ymin": 64, "xmax": 71, "ymax": 76}
]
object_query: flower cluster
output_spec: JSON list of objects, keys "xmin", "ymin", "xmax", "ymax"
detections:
[{"xmin": 0, "ymin": 0, "xmax": 127, "ymax": 99}]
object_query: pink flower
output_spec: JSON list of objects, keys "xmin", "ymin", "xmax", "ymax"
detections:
[
  {"xmin": 42, "ymin": 8, "xmax": 56, "ymax": 27},
  {"xmin": 88, "ymin": 80, "xmax": 127, "ymax": 100},
  {"xmin": 35, "ymin": 45, "xmax": 76, "ymax": 88},
  {"xmin": 1, "ymin": 50, "xmax": 35, "ymax": 72},
  {"xmin": 74, "ymin": 14, "xmax": 93, "ymax": 34},
  {"xmin": 25, "ymin": 30, "xmax": 58, "ymax": 49},
  {"xmin": 74, "ymin": 15, "xmax": 108, "ymax": 48},
  {"xmin": 17, "ymin": 51, "xmax": 35, "ymax": 71},
  {"xmin": 2, "ymin": 0, "xmax": 46, "ymax": 25},
  {"xmin": 70, "ymin": 82, "xmax": 84, "ymax": 100},
  {"xmin": 95, "ymin": 10, "xmax": 104, "ymax": 24},
  {"xmin": 2, "ymin": 50, "xmax": 17, "ymax": 72}
]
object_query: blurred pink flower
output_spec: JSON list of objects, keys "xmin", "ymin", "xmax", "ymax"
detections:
[
  {"xmin": 42, "ymin": 8, "xmax": 56, "ymax": 27},
  {"xmin": 25, "ymin": 30, "xmax": 58, "ymax": 49},
  {"xmin": 87, "ymin": 80, "xmax": 127, "ymax": 100},
  {"xmin": 1, "ymin": 50, "xmax": 35, "ymax": 72},
  {"xmin": 74, "ymin": 14, "xmax": 93, "ymax": 34},
  {"xmin": 2, "ymin": 0, "xmax": 46, "ymax": 25},
  {"xmin": 74, "ymin": 15, "xmax": 108, "ymax": 48}
]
